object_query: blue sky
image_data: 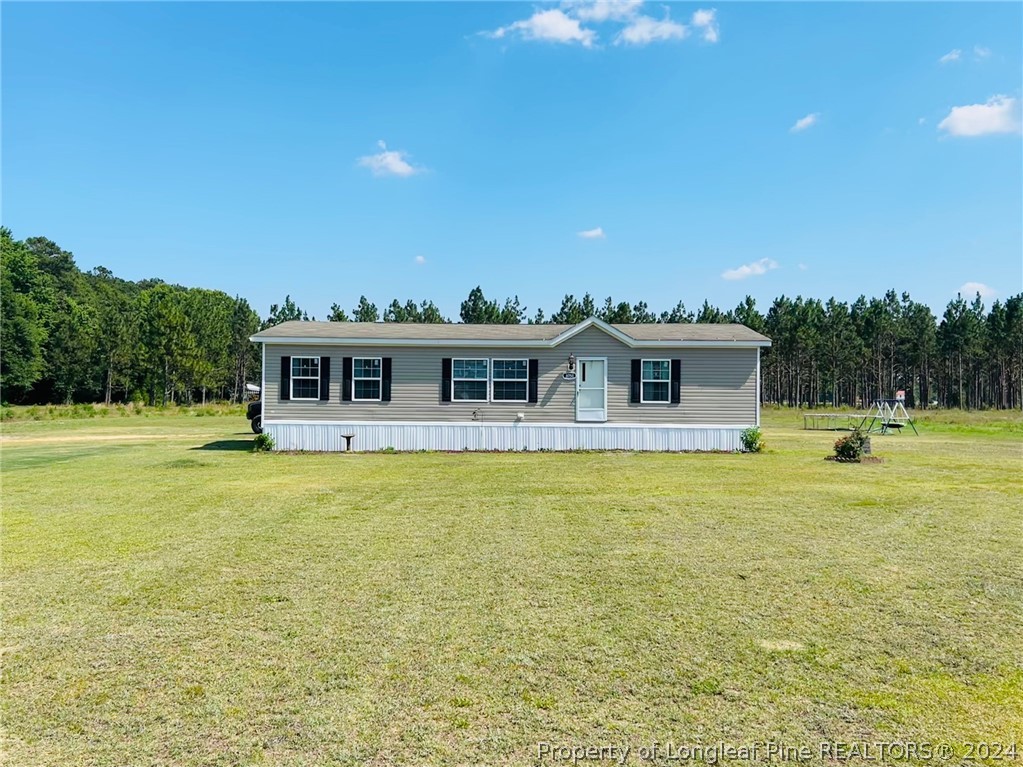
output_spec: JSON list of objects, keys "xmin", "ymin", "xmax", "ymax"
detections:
[{"xmin": 3, "ymin": 2, "xmax": 1021, "ymax": 320}]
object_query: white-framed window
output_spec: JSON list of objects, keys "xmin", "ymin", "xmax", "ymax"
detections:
[
  {"xmin": 452, "ymin": 358, "xmax": 489, "ymax": 401},
  {"xmin": 641, "ymin": 359, "xmax": 670, "ymax": 403},
  {"xmin": 491, "ymin": 359, "xmax": 529, "ymax": 402},
  {"xmin": 291, "ymin": 356, "xmax": 320, "ymax": 400},
  {"xmin": 353, "ymin": 357, "xmax": 382, "ymax": 401}
]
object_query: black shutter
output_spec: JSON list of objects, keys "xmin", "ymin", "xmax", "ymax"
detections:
[
  {"xmin": 280, "ymin": 356, "xmax": 291, "ymax": 401},
  {"xmin": 341, "ymin": 357, "xmax": 353, "ymax": 402},
  {"xmin": 528, "ymin": 359, "xmax": 539, "ymax": 404},
  {"xmin": 670, "ymin": 359, "xmax": 681, "ymax": 404},
  {"xmin": 381, "ymin": 358, "xmax": 392, "ymax": 402},
  {"xmin": 441, "ymin": 358, "xmax": 452, "ymax": 402},
  {"xmin": 319, "ymin": 356, "xmax": 330, "ymax": 401},
  {"xmin": 630, "ymin": 359, "xmax": 641, "ymax": 404}
]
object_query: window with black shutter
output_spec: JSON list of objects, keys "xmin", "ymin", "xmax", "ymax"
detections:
[
  {"xmin": 491, "ymin": 359, "xmax": 528, "ymax": 402},
  {"xmin": 352, "ymin": 358, "xmax": 382, "ymax": 401},
  {"xmin": 289, "ymin": 356, "xmax": 321, "ymax": 400},
  {"xmin": 640, "ymin": 360, "xmax": 671, "ymax": 403}
]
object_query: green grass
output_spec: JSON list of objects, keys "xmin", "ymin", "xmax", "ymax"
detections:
[{"xmin": 2, "ymin": 410, "xmax": 1021, "ymax": 765}]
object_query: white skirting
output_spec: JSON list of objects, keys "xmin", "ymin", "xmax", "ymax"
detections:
[{"xmin": 264, "ymin": 421, "xmax": 747, "ymax": 452}]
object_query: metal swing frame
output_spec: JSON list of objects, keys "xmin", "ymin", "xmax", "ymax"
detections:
[{"xmin": 860, "ymin": 399, "xmax": 918, "ymax": 435}]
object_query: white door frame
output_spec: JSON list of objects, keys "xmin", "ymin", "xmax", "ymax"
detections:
[{"xmin": 575, "ymin": 356, "xmax": 608, "ymax": 422}]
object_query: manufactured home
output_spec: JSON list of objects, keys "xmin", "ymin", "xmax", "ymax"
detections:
[{"xmin": 250, "ymin": 317, "xmax": 771, "ymax": 452}]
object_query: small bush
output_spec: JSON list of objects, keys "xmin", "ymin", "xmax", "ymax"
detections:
[
  {"xmin": 253, "ymin": 432, "xmax": 275, "ymax": 452},
  {"xmin": 740, "ymin": 426, "xmax": 765, "ymax": 453},
  {"xmin": 833, "ymin": 429, "xmax": 868, "ymax": 462}
]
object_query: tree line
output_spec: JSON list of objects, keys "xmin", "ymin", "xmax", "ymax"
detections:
[
  {"xmin": 3, "ymin": 229, "xmax": 1021, "ymax": 409},
  {"xmin": 1, "ymin": 229, "xmax": 260, "ymax": 406}
]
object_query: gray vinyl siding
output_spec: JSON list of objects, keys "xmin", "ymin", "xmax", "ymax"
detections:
[{"xmin": 262, "ymin": 327, "xmax": 757, "ymax": 425}]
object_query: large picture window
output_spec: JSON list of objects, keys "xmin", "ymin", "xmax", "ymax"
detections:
[
  {"xmin": 353, "ymin": 357, "xmax": 382, "ymax": 401},
  {"xmin": 291, "ymin": 356, "xmax": 320, "ymax": 400},
  {"xmin": 641, "ymin": 359, "xmax": 670, "ymax": 403},
  {"xmin": 452, "ymin": 359, "xmax": 488, "ymax": 401},
  {"xmin": 491, "ymin": 359, "xmax": 528, "ymax": 402}
]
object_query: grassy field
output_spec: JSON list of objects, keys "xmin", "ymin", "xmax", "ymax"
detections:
[{"xmin": 2, "ymin": 409, "xmax": 1021, "ymax": 766}]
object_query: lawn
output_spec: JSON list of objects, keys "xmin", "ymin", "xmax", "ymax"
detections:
[{"xmin": 1, "ymin": 409, "xmax": 1021, "ymax": 766}]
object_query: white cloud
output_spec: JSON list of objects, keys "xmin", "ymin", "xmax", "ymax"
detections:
[
  {"xmin": 489, "ymin": 9, "xmax": 597, "ymax": 47},
  {"xmin": 616, "ymin": 13, "xmax": 687, "ymax": 45},
  {"xmin": 578, "ymin": 226, "xmax": 606, "ymax": 239},
  {"xmin": 974, "ymin": 45, "xmax": 991, "ymax": 59},
  {"xmin": 722, "ymin": 258, "xmax": 779, "ymax": 281},
  {"xmin": 414, "ymin": 255, "xmax": 426, "ymax": 265},
  {"xmin": 798, "ymin": 263, "xmax": 809, "ymax": 271},
  {"xmin": 484, "ymin": 2, "xmax": 716, "ymax": 49},
  {"xmin": 959, "ymin": 282, "xmax": 996, "ymax": 300},
  {"xmin": 357, "ymin": 141, "xmax": 423, "ymax": 177},
  {"xmin": 939, "ymin": 48, "xmax": 961, "ymax": 64},
  {"xmin": 938, "ymin": 95, "xmax": 1020, "ymax": 137},
  {"xmin": 918, "ymin": 117, "xmax": 927, "ymax": 125},
  {"xmin": 790, "ymin": 113, "xmax": 820, "ymax": 133},
  {"xmin": 691, "ymin": 8, "xmax": 719, "ymax": 43},
  {"xmin": 569, "ymin": 0, "xmax": 643, "ymax": 22}
]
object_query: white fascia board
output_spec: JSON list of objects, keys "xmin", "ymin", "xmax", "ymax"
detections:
[
  {"xmin": 629, "ymin": 339, "xmax": 772, "ymax": 348},
  {"xmin": 250, "ymin": 336, "xmax": 558, "ymax": 347},
  {"xmin": 249, "ymin": 335, "xmax": 770, "ymax": 348}
]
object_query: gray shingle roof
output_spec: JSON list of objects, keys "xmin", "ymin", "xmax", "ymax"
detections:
[
  {"xmin": 252, "ymin": 319, "xmax": 770, "ymax": 345},
  {"xmin": 253, "ymin": 321, "xmax": 575, "ymax": 340},
  {"xmin": 610, "ymin": 324, "xmax": 768, "ymax": 342}
]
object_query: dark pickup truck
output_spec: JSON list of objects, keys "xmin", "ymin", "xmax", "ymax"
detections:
[{"xmin": 246, "ymin": 400, "xmax": 262, "ymax": 433}]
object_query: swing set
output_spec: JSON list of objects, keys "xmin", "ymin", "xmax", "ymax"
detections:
[{"xmin": 802, "ymin": 394, "xmax": 918, "ymax": 435}]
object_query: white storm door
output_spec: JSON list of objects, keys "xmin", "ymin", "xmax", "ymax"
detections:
[{"xmin": 575, "ymin": 358, "xmax": 607, "ymax": 422}]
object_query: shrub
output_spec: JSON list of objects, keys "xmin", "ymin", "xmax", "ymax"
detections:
[
  {"xmin": 833, "ymin": 429, "xmax": 868, "ymax": 462},
  {"xmin": 740, "ymin": 426, "xmax": 765, "ymax": 453},
  {"xmin": 253, "ymin": 432, "xmax": 275, "ymax": 452}
]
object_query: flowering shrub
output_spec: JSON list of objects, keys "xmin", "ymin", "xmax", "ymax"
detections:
[
  {"xmin": 833, "ymin": 430, "xmax": 868, "ymax": 462},
  {"xmin": 740, "ymin": 427, "xmax": 765, "ymax": 453}
]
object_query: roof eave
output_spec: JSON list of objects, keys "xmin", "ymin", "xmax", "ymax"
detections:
[{"xmin": 248, "ymin": 334, "xmax": 771, "ymax": 348}]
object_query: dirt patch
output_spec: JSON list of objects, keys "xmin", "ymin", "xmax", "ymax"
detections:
[
  {"xmin": 758, "ymin": 640, "xmax": 806, "ymax": 652},
  {"xmin": 825, "ymin": 455, "xmax": 885, "ymax": 464}
]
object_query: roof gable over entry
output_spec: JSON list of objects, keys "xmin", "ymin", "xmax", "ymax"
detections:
[{"xmin": 250, "ymin": 316, "xmax": 771, "ymax": 348}]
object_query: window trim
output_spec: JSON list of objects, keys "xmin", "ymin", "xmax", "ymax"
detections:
[
  {"xmin": 352, "ymin": 356, "xmax": 383, "ymax": 402},
  {"xmin": 290, "ymin": 355, "xmax": 321, "ymax": 401},
  {"xmin": 451, "ymin": 358, "xmax": 490, "ymax": 403},
  {"xmin": 490, "ymin": 358, "xmax": 530, "ymax": 403},
  {"xmin": 640, "ymin": 358, "xmax": 671, "ymax": 404}
]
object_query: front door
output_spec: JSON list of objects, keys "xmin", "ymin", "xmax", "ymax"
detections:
[{"xmin": 575, "ymin": 358, "xmax": 607, "ymax": 422}]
